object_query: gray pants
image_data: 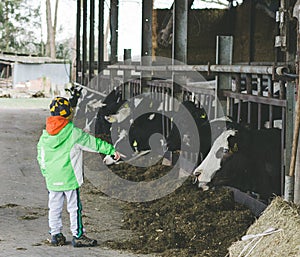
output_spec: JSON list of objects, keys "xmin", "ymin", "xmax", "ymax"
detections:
[{"xmin": 48, "ymin": 189, "xmax": 85, "ymax": 237}]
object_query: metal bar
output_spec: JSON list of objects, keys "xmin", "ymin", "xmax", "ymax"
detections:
[
  {"xmin": 248, "ymin": 0, "xmax": 255, "ymax": 62},
  {"xmin": 285, "ymin": 81, "xmax": 295, "ymax": 176},
  {"xmin": 98, "ymin": 0, "xmax": 104, "ymax": 73},
  {"xmin": 247, "ymin": 102, "xmax": 251, "ymax": 124},
  {"xmin": 106, "ymin": 64, "xmax": 280, "ymax": 75},
  {"xmin": 268, "ymin": 76, "xmax": 274, "ymax": 128},
  {"xmin": 282, "ymin": 107, "xmax": 286, "ymax": 195},
  {"xmin": 141, "ymin": 0, "xmax": 152, "ymax": 62},
  {"xmin": 110, "ymin": 0, "xmax": 119, "ymax": 64},
  {"xmin": 246, "ymin": 74, "xmax": 252, "ymax": 94},
  {"xmin": 76, "ymin": 0, "xmax": 81, "ymax": 83},
  {"xmin": 237, "ymin": 100, "xmax": 241, "ymax": 123},
  {"xmin": 257, "ymin": 74, "xmax": 262, "ymax": 96},
  {"xmin": 267, "ymin": 75, "xmax": 273, "ymax": 97},
  {"xmin": 269, "ymin": 105, "xmax": 273, "ymax": 128},
  {"xmin": 223, "ymin": 91, "xmax": 287, "ymax": 107},
  {"xmin": 82, "ymin": 0, "xmax": 88, "ymax": 85},
  {"xmin": 229, "ymin": 97, "xmax": 233, "ymax": 117},
  {"xmin": 73, "ymin": 82, "xmax": 107, "ymax": 97},
  {"xmin": 235, "ymin": 74, "xmax": 241, "ymax": 93},
  {"xmin": 215, "ymin": 36, "xmax": 233, "ymax": 118},
  {"xmin": 257, "ymin": 103, "xmax": 261, "ymax": 129},
  {"xmin": 246, "ymin": 74, "xmax": 252, "ymax": 124},
  {"xmin": 173, "ymin": 0, "xmax": 188, "ymax": 63},
  {"xmin": 89, "ymin": 0, "xmax": 95, "ymax": 82},
  {"xmin": 280, "ymin": 80, "xmax": 286, "ymax": 100},
  {"xmin": 123, "ymin": 49, "xmax": 132, "ymax": 99}
]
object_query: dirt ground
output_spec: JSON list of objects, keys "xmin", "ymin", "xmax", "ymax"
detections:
[{"xmin": 98, "ymin": 163, "xmax": 255, "ymax": 257}]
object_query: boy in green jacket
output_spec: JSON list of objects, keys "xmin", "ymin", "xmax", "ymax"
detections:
[{"xmin": 37, "ymin": 97, "xmax": 120, "ymax": 247}]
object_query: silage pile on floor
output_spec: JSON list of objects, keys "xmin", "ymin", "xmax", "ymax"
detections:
[
  {"xmin": 228, "ymin": 197, "xmax": 300, "ymax": 257},
  {"xmin": 102, "ymin": 160, "xmax": 256, "ymax": 257}
]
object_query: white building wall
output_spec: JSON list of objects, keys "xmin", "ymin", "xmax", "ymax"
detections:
[{"xmin": 12, "ymin": 63, "xmax": 70, "ymax": 87}]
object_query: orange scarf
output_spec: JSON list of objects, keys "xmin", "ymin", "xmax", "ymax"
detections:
[{"xmin": 46, "ymin": 116, "xmax": 69, "ymax": 135}]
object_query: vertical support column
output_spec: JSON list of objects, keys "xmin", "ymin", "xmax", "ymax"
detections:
[
  {"xmin": 141, "ymin": 0, "xmax": 153, "ymax": 93},
  {"xmin": 172, "ymin": 0, "xmax": 188, "ymax": 102},
  {"xmin": 288, "ymin": 0, "xmax": 299, "ymax": 203},
  {"xmin": 98, "ymin": 0, "xmax": 104, "ymax": 74},
  {"xmin": 284, "ymin": 0, "xmax": 298, "ymax": 201},
  {"xmin": 248, "ymin": 0, "xmax": 255, "ymax": 63},
  {"xmin": 110, "ymin": 0, "xmax": 119, "ymax": 91},
  {"xmin": 110, "ymin": 0, "xmax": 119, "ymax": 64},
  {"xmin": 141, "ymin": 0, "xmax": 152, "ymax": 64},
  {"xmin": 76, "ymin": 0, "xmax": 81, "ymax": 83},
  {"xmin": 173, "ymin": 0, "xmax": 188, "ymax": 64},
  {"xmin": 123, "ymin": 49, "xmax": 132, "ymax": 99},
  {"xmin": 89, "ymin": 0, "xmax": 95, "ymax": 83},
  {"xmin": 285, "ymin": 81, "xmax": 295, "ymax": 199},
  {"xmin": 215, "ymin": 36, "xmax": 233, "ymax": 118},
  {"xmin": 82, "ymin": 0, "xmax": 88, "ymax": 85}
]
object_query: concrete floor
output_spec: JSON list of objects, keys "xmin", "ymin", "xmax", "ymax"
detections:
[{"xmin": 0, "ymin": 98, "xmax": 153, "ymax": 257}]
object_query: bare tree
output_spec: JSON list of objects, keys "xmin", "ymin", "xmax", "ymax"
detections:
[{"xmin": 46, "ymin": 0, "xmax": 59, "ymax": 58}]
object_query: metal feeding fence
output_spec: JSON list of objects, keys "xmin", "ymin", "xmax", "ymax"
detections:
[{"xmin": 106, "ymin": 56, "xmax": 293, "ymax": 196}]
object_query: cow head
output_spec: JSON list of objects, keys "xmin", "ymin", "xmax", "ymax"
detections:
[{"xmin": 193, "ymin": 129, "xmax": 237, "ymax": 190}]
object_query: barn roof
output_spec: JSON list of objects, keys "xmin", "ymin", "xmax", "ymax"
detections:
[{"xmin": 0, "ymin": 53, "xmax": 66, "ymax": 65}]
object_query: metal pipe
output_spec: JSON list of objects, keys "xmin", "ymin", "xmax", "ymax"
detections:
[
  {"xmin": 98, "ymin": 0, "xmax": 104, "ymax": 73},
  {"xmin": 173, "ymin": 0, "xmax": 188, "ymax": 63},
  {"xmin": 89, "ymin": 0, "xmax": 95, "ymax": 82},
  {"xmin": 76, "ymin": 0, "xmax": 81, "ymax": 83},
  {"xmin": 82, "ymin": 0, "xmax": 87, "ymax": 85},
  {"xmin": 110, "ymin": 0, "xmax": 119, "ymax": 64},
  {"xmin": 141, "ymin": 0, "xmax": 152, "ymax": 62},
  {"xmin": 107, "ymin": 63, "xmax": 286, "ymax": 76}
]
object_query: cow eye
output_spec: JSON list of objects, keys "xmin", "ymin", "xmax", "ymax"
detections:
[{"xmin": 223, "ymin": 148, "xmax": 229, "ymax": 153}]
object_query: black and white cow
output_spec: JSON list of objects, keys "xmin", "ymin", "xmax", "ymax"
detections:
[
  {"xmin": 94, "ymin": 88, "xmax": 125, "ymax": 137},
  {"xmin": 166, "ymin": 102, "xmax": 242, "ymax": 168},
  {"xmin": 65, "ymin": 84, "xmax": 83, "ymax": 107},
  {"xmin": 193, "ymin": 126, "xmax": 281, "ymax": 201},
  {"xmin": 165, "ymin": 100, "xmax": 210, "ymax": 166},
  {"xmin": 102, "ymin": 95, "xmax": 169, "ymax": 164}
]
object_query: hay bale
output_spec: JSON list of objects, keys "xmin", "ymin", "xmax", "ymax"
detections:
[{"xmin": 228, "ymin": 197, "xmax": 300, "ymax": 257}]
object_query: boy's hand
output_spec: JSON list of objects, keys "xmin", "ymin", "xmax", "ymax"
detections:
[{"xmin": 113, "ymin": 151, "xmax": 121, "ymax": 161}]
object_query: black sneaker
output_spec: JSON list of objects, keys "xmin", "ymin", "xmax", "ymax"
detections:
[
  {"xmin": 72, "ymin": 235, "xmax": 97, "ymax": 247},
  {"xmin": 51, "ymin": 233, "xmax": 66, "ymax": 246}
]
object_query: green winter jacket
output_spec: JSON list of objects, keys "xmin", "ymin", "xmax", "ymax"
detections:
[{"xmin": 37, "ymin": 117, "xmax": 115, "ymax": 191}]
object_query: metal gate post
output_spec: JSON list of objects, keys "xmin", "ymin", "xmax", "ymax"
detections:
[
  {"xmin": 285, "ymin": 0, "xmax": 299, "ymax": 202},
  {"xmin": 172, "ymin": 0, "xmax": 188, "ymax": 103},
  {"xmin": 285, "ymin": 81, "xmax": 295, "ymax": 200},
  {"xmin": 123, "ymin": 49, "xmax": 132, "ymax": 99},
  {"xmin": 215, "ymin": 36, "xmax": 233, "ymax": 118},
  {"xmin": 141, "ymin": 0, "xmax": 153, "ymax": 94},
  {"xmin": 110, "ymin": 0, "xmax": 119, "ymax": 91}
]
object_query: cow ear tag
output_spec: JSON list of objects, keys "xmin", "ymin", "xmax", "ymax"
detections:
[
  {"xmin": 233, "ymin": 143, "xmax": 238, "ymax": 152},
  {"xmin": 229, "ymin": 143, "xmax": 238, "ymax": 153},
  {"xmin": 124, "ymin": 103, "xmax": 129, "ymax": 108},
  {"xmin": 200, "ymin": 113, "xmax": 207, "ymax": 119}
]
